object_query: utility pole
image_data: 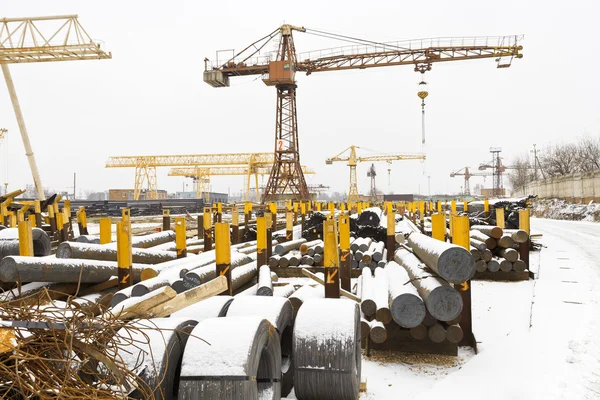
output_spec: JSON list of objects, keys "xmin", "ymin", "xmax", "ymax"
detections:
[{"xmin": 530, "ymin": 144, "xmax": 538, "ymax": 181}]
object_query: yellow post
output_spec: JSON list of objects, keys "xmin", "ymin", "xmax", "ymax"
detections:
[
  {"xmin": 56, "ymin": 212, "xmax": 64, "ymax": 232},
  {"xmin": 449, "ymin": 211, "xmax": 457, "ymax": 239},
  {"xmin": 215, "ymin": 222, "xmax": 232, "ymax": 295},
  {"xmin": 339, "ymin": 214, "xmax": 351, "ymax": 291},
  {"xmin": 269, "ymin": 202, "xmax": 277, "ymax": 215},
  {"xmin": 203, "ymin": 206, "xmax": 212, "ymax": 251},
  {"xmin": 293, "ymin": 202, "xmax": 298, "ymax": 214},
  {"xmin": 317, "ymin": 202, "xmax": 322, "ymax": 212},
  {"xmin": 519, "ymin": 209, "xmax": 530, "ymax": 235},
  {"xmin": 256, "ymin": 216, "xmax": 267, "ymax": 267},
  {"xmin": 496, "ymin": 208, "xmax": 505, "ymax": 229},
  {"xmin": 216, "ymin": 202, "xmax": 223, "ymax": 222},
  {"xmin": 437, "ymin": 201, "xmax": 442, "ymax": 213},
  {"xmin": 47, "ymin": 202, "xmax": 55, "ymax": 231},
  {"xmin": 8, "ymin": 212, "xmax": 16, "ymax": 228},
  {"xmin": 323, "ymin": 216, "xmax": 340, "ymax": 298},
  {"xmin": 451, "ymin": 200, "xmax": 457, "ymax": 213},
  {"xmin": 18, "ymin": 220, "xmax": 33, "ymax": 256},
  {"xmin": 28, "ymin": 214, "xmax": 36, "ymax": 225},
  {"xmin": 340, "ymin": 202, "xmax": 346, "ymax": 212},
  {"xmin": 357, "ymin": 202, "xmax": 362, "ymax": 214},
  {"xmin": 307, "ymin": 201, "xmax": 312, "ymax": 213},
  {"xmin": 300, "ymin": 202, "xmax": 306, "ymax": 215},
  {"xmin": 452, "ymin": 215, "xmax": 470, "ymax": 250},
  {"xmin": 99, "ymin": 218, "xmax": 112, "ymax": 244},
  {"xmin": 231, "ymin": 206, "xmax": 240, "ymax": 244},
  {"xmin": 484, "ymin": 199, "xmax": 489, "ymax": 214},
  {"xmin": 34, "ymin": 199, "xmax": 41, "ymax": 227},
  {"xmin": 17, "ymin": 206, "xmax": 27, "ymax": 222},
  {"xmin": 419, "ymin": 201, "xmax": 425, "ymax": 224},
  {"xmin": 175, "ymin": 217, "xmax": 187, "ymax": 258},
  {"xmin": 431, "ymin": 213, "xmax": 445, "ymax": 242},
  {"xmin": 64, "ymin": 200, "xmax": 71, "ymax": 222},
  {"xmin": 286, "ymin": 211, "xmax": 293, "ymax": 241},
  {"xmin": 463, "ymin": 200, "xmax": 468, "ymax": 212},
  {"xmin": 328, "ymin": 202, "xmax": 335, "ymax": 214},
  {"xmin": 386, "ymin": 203, "xmax": 395, "ymax": 260},
  {"xmin": 116, "ymin": 219, "xmax": 133, "ymax": 289}
]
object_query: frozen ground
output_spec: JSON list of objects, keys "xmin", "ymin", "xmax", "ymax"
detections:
[
  {"xmin": 351, "ymin": 218, "xmax": 600, "ymax": 399},
  {"xmin": 532, "ymin": 199, "xmax": 600, "ymax": 222}
]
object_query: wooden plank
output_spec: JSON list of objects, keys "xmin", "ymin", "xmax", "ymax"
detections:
[
  {"xmin": 272, "ymin": 266, "xmax": 361, "ymax": 278},
  {"xmin": 114, "ymin": 286, "xmax": 177, "ymax": 319},
  {"xmin": 146, "ymin": 275, "xmax": 227, "ymax": 318},
  {"xmin": 473, "ymin": 270, "xmax": 529, "ymax": 282},
  {"xmin": 301, "ymin": 268, "xmax": 360, "ymax": 302}
]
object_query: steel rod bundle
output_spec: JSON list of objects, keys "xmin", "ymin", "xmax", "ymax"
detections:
[
  {"xmin": 226, "ymin": 296, "xmax": 295, "ymax": 397},
  {"xmin": 182, "ymin": 253, "xmax": 252, "ymax": 289},
  {"xmin": 470, "ymin": 225, "xmax": 503, "ymax": 239},
  {"xmin": 293, "ymin": 298, "xmax": 361, "ymax": 400},
  {"xmin": 300, "ymin": 239, "xmax": 323, "ymax": 255},
  {"xmin": 393, "ymin": 249, "xmax": 462, "ymax": 322},
  {"xmin": 274, "ymin": 238, "xmax": 307, "ymax": 256},
  {"xmin": 178, "ymin": 316, "xmax": 281, "ymax": 400},
  {"xmin": 56, "ymin": 242, "xmax": 177, "ymax": 265},
  {"xmin": 407, "ymin": 232, "xmax": 475, "ymax": 283}
]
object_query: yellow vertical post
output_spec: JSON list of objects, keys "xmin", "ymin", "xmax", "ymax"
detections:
[
  {"xmin": 519, "ymin": 209, "xmax": 530, "ymax": 235},
  {"xmin": 256, "ymin": 216, "xmax": 267, "ymax": 267},
  {"xmin": 357, "ymin": 202, "xmax": 363, "ymax": 214},
  {"xmin": 484, "ymin": 199, "xmax": 489, "ymax": 214},
  {"xmin": 431, "ymin": 213, "xmax": 446, "ymax": 242},
  {"xmin": 203, "ymin": 206, "xmax": 212, "ymax": 251},
  {"xmin": 449, "ymin": 211, "xmax": 457, "ymax": 239},
  {"xmin": 307, "ymin": 201, "xmax": 312, "ymax": 213},
  {"xmin": 386, "ymin": 202, "xmax": 395, "ymax": 261},
  {"xmin": 451, "ymin": 200, "xmax": 457, "ymax": 213},
  {"xmin": 8, "ymin": 212, "xmax": 16, "ymax": 228},
  {"xmin": 328, "ymin": 202, "xmax": 335, "ymax": 214},
  {"xmin": 28, "ymin": 214, "xmax": 36, "ymax": 225},
  {"xmin": 339, "ymin": 214, "xmax": 351, "ymax": 291},
  {"xmin": 117, "ymin": 208, "xmax": 133, "ymax": 289},
  {"xmin": 17, "ymin": 207, "xmax": 25, "ymax": 223},
  {"xmin": 452, "ymin": 215, "xmax": 470, "ymax": 250},
  {"xmin": 56, "ymin": 212, "xmax": 64, "ymax": 242},
  {"xmin": 175, "ymin": 217, "xmax": 187, "ymax": 258},
  {"xmin": 215, "ymin": 222, "xmax": 232, "ymax": 295},
  {"xmin": 293, "ymin": 202, "xmax": 299, "ymax": 223},
  {"xmin": 231, "ymin": 206, "xmax": 240, "ymax": 244},
  {"xmin": 323, "ymin": 216, "xmax": 340, "ymax": 298},
  {"xmin": 18, "ymin": 220, "xmax": 33, "ymax": 256},
  {"xmin": 99, "ymin": 218, "xmax": 112, "ymax": 244},
  {"xmin": 463, "ymin": 200, "xmax": 468, "ymax": 212},
  {"xmin": 47, "ymin": 204, "xmax": 56, "ymax": 233},
  {"xmin": 437, "ymin": 201, "xmax": 442, "ymax": 213},
  {"xmin": 162, "ymin": 209, "xmax": 171, "ymax": 231},
  {"xmin": 419, "ymin": 201, "xmax": 425, "ymax": 225},
  {"xmin": 496, "ymin": 208, "xmax": 505, "ymax": 229},
  {"xmin": 340, "ymin": 202, "xmax": 346, "ymax": 213},
  {"xmin": 317, "ymin": 202, "xmax": 322, "ymax": 212},
  {"xmin": 34, "ymin": 199, "xmax": 42, "ymax": 227},
  {"xmin": 265, "ymin": 211, "xmax": 273, "ymax": 258},
  {"xmin": 77, "ymin": 206, "xmax": 89, "ymax": 235},
  {"xmin": 216, "ymin": 202, "xmax": 223, "ymax": 223},
  {"xmin": 286, "ymin": 211, "xmax": 293, "ymax": 241},
  {"xmin": 64, "ymin": 200, "xmax": 72, "ymax": 230}
]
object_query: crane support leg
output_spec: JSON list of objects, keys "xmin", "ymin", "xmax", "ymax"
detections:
[
  {"xmin": 2, "ymin": 65, "xmax": 45, "ymax": 200},
  {"xmin": 262, "ymin": 84, "xmax": 308, "ymax": 202},
  {"xmin": 348, "ymin": 165, "xmax": 358, "ymax": 203}
]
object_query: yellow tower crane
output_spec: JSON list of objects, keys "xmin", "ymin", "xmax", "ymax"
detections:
[
  {"xmin": 168, "ymin": 165, "xmax": 315, "ymax": 202},
  {"xmin": 105, "ymin": 153, "xmax": 275, "ymax": 200},
  {"xmin": 1, "ymin": 15, "xmax": 111, "ymax": 200},
  {"xmin": 326, "ymin": 145, "xmax": 426, "ymax": 203}
]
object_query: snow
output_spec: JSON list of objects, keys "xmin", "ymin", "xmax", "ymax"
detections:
[
  {"xmin": 532, "ymin": 199, "xmax": 600, "ymax": 222},
  {"xmin": 294, "ymin": 298, "xmax": 356, "ymax": 342}
]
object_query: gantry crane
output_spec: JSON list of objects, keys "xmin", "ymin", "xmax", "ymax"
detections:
[
  {"xmin": 1, "ymin": 15, "xmax": 111, "ymax": 200},
  {"xmin": 204, "ymin": 26, "xmax": 523, "ymax": 203},
  {"xmin": 168, "ymin": 165, "xmax": 315, "ymax": 202},
  {"xmin": 105, "ymin": 153, "xmax": 274, "ymax": 200},
  {"xmin": 449, "ymin": 166, "xmax": 492, "ymax": 196},
  {"xmin": 326, "ymin": 145, "xmax": 426, "ymax": 203},
  {"xmin": 0, "ymin": 128, "xmax": 7, "ymax": 195},
  {"xmin": 478, "ymin": 147, "xmax": 526, "ymax": 197}
]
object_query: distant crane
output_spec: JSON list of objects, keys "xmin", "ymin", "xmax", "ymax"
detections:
[
  {"xmin": 449, "ymin": 166, "xmax": 492, "ymax": 196},
  {"xmin": 326, "ymin": 145, "xmax": 425, "ymax": 203},
  {"xmin": 479, "ymin": 147, "xmax": 526, "ymax": 197},
  {"xmin": 204, "ymin": 25, "xmax": 523, "ymax": 202},
  {"xmin": 367, "ymin": 164, "xmax": 378, "ymax": 201},
  {"xmin": 1, "ymin": 15, "xmax": 111, "ymax": 199}
]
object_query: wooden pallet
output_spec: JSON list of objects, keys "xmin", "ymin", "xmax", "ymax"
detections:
[{"xmin": 473, "ymin": 270, "xmax": 530, "ymax": 281}]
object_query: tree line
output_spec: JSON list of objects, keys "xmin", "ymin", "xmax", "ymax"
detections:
[{"xmin": 509, "ymin": 134, "xmax": 600, "ymax": 191}]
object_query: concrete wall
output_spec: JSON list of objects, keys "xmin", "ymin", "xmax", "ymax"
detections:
[{"xmin": 513, "ymin": 170, "xmax": 600, "ymax": 203}]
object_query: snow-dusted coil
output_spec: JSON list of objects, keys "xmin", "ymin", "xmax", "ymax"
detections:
[
  {"xmin": 226, "ymin": 296, "xmax": 295, "ymax": 397},
  {"xmin": 293, "ymin": 298, "xmax": 361, "ymax": 400},
  {"xmin": 119, "ymin": 317, "xmax": 198, "ymax": 400},
  {"xmin": 0, "ymin": 227, "xmax": 51, "ymax": 258},
  {"xmin": 171, "ymin": 295, "xmax": 234, "ymax": 321},
  {"xmin": 178, "ymin": 316, "xmax": 281, "ymax": 400}
]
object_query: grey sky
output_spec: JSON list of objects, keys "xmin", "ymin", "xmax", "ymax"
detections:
[{"xmin": 1, "ymin": 1, "xmax": 598, "ymax": 198}]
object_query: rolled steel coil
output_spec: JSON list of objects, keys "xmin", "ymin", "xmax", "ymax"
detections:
[
  {"xmin": 170, "ymin": 295, "xmax": 234, "ymax": 321},
  {"xmin": 293, "ymin": 298, "xmax": 361, "ymax": 400},
  {"xmin": 119, "ymin": 317, "xmax": 198, "ymax": 400},
  {"xmin": 178, "ymin": 316, "xmax": 281, "ymax": 400},
  {"xmin": 226, "ymin": 296, "xmax": 295, "ymax": 397}
]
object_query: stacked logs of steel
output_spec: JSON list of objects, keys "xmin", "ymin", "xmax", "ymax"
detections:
[
  {"xmin": 357, "ymin": 231, "xmax": 475, "ymax": 352},
  {"xmin": 469, "ymin": 225, "xmax": 530, "ymax": 276}
]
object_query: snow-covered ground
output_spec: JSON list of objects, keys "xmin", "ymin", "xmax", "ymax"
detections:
[
  {"xmin": 354, "ymin": 218, "xmax": 600, "ymax": 399},
  {"xmin": 532, "ymin": 199, "xmax": 600, "ymax": 222}
]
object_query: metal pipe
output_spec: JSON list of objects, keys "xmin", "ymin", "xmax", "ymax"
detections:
[{"xmin": 56, "ymin": 242, "xmax": 177, "ymax": 265}]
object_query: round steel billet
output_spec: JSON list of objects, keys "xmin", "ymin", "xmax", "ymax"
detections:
[
  {"xmin": 274, "ymin": 238, "xmax": 307, "ymax": 256},
  {"xmin": 273, "ymin": 284, "xmax": 296, "ymax": 298},
  {"xmin": 470, "ymin": 238, "xmax": 487, "ymax": 252},
  {"xmin": 300, "ymin": 239, "xmax": 322, "ymax": 255},
  {"xmin": 56, "ymin": 242, "xmax": 177, "ymax": 265},
  {"xmin": 268, "ymin": 255, "xmax": 280, "ymax": 268},
  {"xmin": 313, "ymin": 253, "xmax": 322, "ymax": 264},
  {"xmin": 470, "ymin": 230, "xmax": 497, "ymax": 250},
  {"xmin": 487, "ymin": 258, "xmax": 500, "ymax": 272},
  {"xmin": 407, "ymin": 232, "xmax": 475, "ymax": 284},
  {"xmin": 428, "ymin": 323, "xmax": 446, "ymax": 343},
  {"xmin": 374, "ymin": 267, "xmax": 392, "ymax": 324},
  {"xmin": 75, "ymin": 235, "xmax": 100, "ymax": 244},
  {"xmin": 499, "ymin": 259, "xmax": 512, "ymax": 272},
  {"xmin": 372, "ymin": 241, "xmax": 386, "ymax": 262},
  {"xmin": 360, "ymin": 317, "xmax": 370, "ymax": 340},
  {"xmin": 178, "ymin": 317, "xmax": 280, "ymax": 400},
  {"xmin": 300, "ymin": 255, "xmax": 314, "ymax": 266},
  {"xmin": 354, "ymin": 250, "xmax": 364, "ymax": 262},
  {"xmin": 475, "ymin": 260, "xmax": 487, "ymax": 272},
  {"xmin": 395, "ymin": 233, "xmax": 406, "ymax": 244},
  {"xmin": 393, "ymin": 249, "xmax": 463, "ymax": 323},
  {"xmin": 385, "ymin": 261, "xmax": 426, "ymax": 328},
  {"xmin": 360, "ymin": 267, "xmax": 376, "ymax": 317},
  {"xmin": 513, "ymin": 259, "xmax": 527, "ymax": 272},
  {"xmin": 470, "ymin": 247, "xmax": 481, "ymax": 261},
  {"xmin": 504, "ymin": 229, "xmax": 529, "ymax": 243},
  {"xmin": 369, "ymin": 320, "xmax": 387, "ymax": 344},
  {"xmin": 481, "ymin": 249, "xmax": 493, "ymax": 262},
  {"xmin": 257, "ymin": 265, "xmax": 273, "ymax": 296},
  {"xmin": 497, "ymin": 234, "xmax": 515, "ymax": 249},
  {"xmin": 446, "ymin": 313, "xmax": 462, "ymax": 326},
  {"xmin": 497, "ymin": 247, "xmax": 518, "ymax": 262},
  {"xmin": 287, "ymin": 252, "xmax": 300, "ymax": 267},
  {"xmin": 445, "ymin": 324, "xmax": 464, "ymax": 344},
  {"xmin": 422, "ymin": 310, "xmax": 437, "ymax": 327},
  {"xmin": 470, "ymin": 225, "xmax": 503, "ymax": 239},
  {"xmin": 358, "ymin": 237, "xmax": 373, "ymax": 252},
  {"xmin": 293, "ymin": 298, "xmax": 361, "ymax": 400},
  {"xmin": 409, "ymin": 324, "xmax": 428, "ymax": 340},
  {"xmin": 279, "ymin": 255, "xmax": 290, "ymax": 268}
]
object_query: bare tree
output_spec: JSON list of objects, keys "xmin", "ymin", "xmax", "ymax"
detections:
[
  {"xmin": 575, "ymin": 135, "xmax": 600, "ymax": 172},
  {"xmin": 508, "ymin": 153, "xmax": 533, "ymax": 190},
  {"xmin": 540, "ymin": 143, "xmax": 579, "ymax": 177}
]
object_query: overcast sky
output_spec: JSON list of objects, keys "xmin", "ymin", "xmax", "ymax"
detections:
[{"xmin": 1, "ymin": 1, "xmax": 599, "ymax": 198}]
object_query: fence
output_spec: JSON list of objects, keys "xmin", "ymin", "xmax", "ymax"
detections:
[{"xmin": 513, "ymin": 170, "xmax": 600, "ymax": 203}]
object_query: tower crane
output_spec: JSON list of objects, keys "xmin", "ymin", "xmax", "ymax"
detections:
[
  {"xmin": 0, "ymin": 128, "xmax": 7, "ymax": 195},
  {"xmin": 367, "ymin": 163, "xmax": 378, "ymax": 200},
  {"xmin": 449, "ymin": 166, "xmax": 492, "ymax": 196},
  {"xmin": 168, "ymin": 165, "xmax": 315, "ymax": 202},
  {"xmin": 326, "ymin": 145, "xmax": 425, "ymax": 203},
  {"xmin": 1, "ymin": 15, "xmax": 111, "ymax": 200},
  {"xmin": 479, "ymin": 148, "xmax": 527, "ymax": 197},
  {"xmin": 204, "ymin": 25, "xmax": 523, "ymax": 203}
]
